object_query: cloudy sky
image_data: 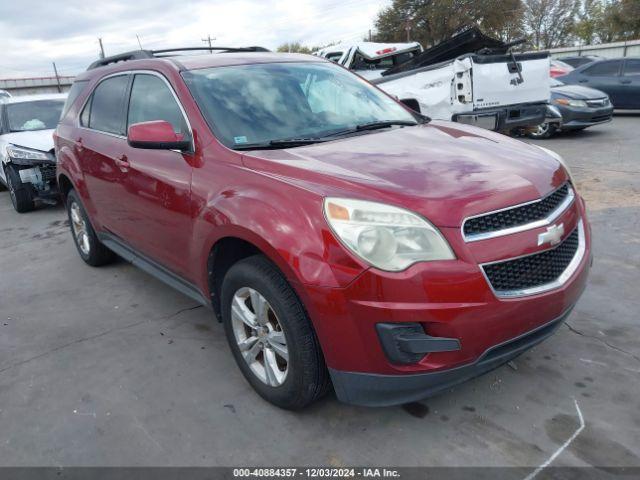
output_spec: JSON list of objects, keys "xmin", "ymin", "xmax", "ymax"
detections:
[{"xmin": 0, "ymin": 0, "xmax": 390, "ymax": 78}]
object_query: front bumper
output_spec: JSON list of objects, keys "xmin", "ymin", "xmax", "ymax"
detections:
[
  {"xmin": 557, "ymin": 104, "xmax": 614, "ymax": 130},
  {"xmin": 301, "ymin": 195, "xmax": 591, "ymax": 406},
  {"xmin": 331, "ymin": 307, "xmax": 574, "ymax": 407},
  {"xmin": 453, "ymin": 103, "xmax": 548, "ymax": 132},
  {"xmin": 13, "ymin": 161, "xmax": 59, "ymax": 199}
]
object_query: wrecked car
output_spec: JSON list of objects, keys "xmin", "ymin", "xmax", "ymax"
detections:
[
  {"xmin": 317, "ymin": 28, "xmax": 556, "ymax": 134},
  {"xmin": 315, "ymin": 41, "xmax": 423, "ymax": 80},
  {"xmin": 0, "ymin": 93, "xmax": 66, "ymax": 212}
]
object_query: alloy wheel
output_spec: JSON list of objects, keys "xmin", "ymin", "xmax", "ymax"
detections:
[
  {"xmin": 6, "ymin": 171, "xmax": 17, "ymax": 206},
  {"xmin": 533, "ymin": 123, "xmax": 550, "ymax": 137},
  {"xmin": 70, "ymin": 201, "xmax": 91, "ymax": 256},
  {"xmin": 231, "ymin": 287, "xmax": 289, "ymax": 387}
]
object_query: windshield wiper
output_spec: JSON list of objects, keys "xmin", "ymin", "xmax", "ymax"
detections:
[
  {"xmin": 318, "ymin": 120, "xmax": 421, "ymax": 140},
  {"xmin": 233, "ymin": 138, "xmax": 327, "ymax": 150},
  {"xmin": 233, "ymin": 120, "xmax": 425, "ymax": 150},
  {"xmin": 355, "ymin": 120, "xmax": 419, "ymax": 131}
]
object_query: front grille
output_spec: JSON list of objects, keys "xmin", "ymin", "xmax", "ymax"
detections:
[
  {"xmin": 463, "ymin": 184, "xmax": 570, "ymax": 238},
  {"xmin": 39, "ymin": 165, "xmax": 57, "ymax": 182},
  {"xmin": 591, "ymin": 114, "xmax": 612, "ymax": 123},
  {"xmin": 587, "ymin": 98, "xmax": 609, "ymax": 107},
  {"xmin": 482, "ymin": 227, "xmax": 579, "ymax": 293}
]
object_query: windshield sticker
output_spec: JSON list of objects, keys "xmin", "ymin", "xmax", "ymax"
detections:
[{"xmin": 234, "ymin": 136, "xmax": 248, "ymax": 144}]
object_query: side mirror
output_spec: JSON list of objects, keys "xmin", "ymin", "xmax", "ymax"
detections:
[
  {"xmin": 127, "ymin": 120, "xmax": 191, "ymax": 151},
  {"xmin": 399, "ymin": 98, "xmax": 421, "ymax": 114}
]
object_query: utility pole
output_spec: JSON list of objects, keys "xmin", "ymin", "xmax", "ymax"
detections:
[
  {"xmin": 368, "ymin": 29, "xmax": 372, "ymax": 42},
  {"xmin": 98, "ymin": 37, "xmax": 105, "ymax": 59},
  {"xmin": 136, "ymin": 34, "xmax": 143, "ymax": 50},
  {"xmin": 52, "ymin": 62, "xmax": 62, "ymax": 93},
  {"xmin": 202, "ymin": 34, "xmax": 216, "ymax": 53}
]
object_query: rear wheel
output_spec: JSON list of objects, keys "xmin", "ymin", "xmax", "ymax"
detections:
[
  {"xmin": 221, "ymin": 255, "xmax": 330, "ymax": 409},
  {"xmin": 5, "ymin": 166, "xmax": 35, "ymax": 213},
  {"xmin": 66, "ymin": 189, "xmax": 115, "ymax": 266},
  {"xmin": 528, "ymin": 122, "xmax": 558, "ymax": 139}
]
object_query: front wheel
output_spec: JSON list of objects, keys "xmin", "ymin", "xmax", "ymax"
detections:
[
  {"xmin": 528, "ymin": 122, "xmax": 558, "ymax": 139},
  {"xmin": 221, "ymin": 255, "xmax": 330, "ymax": 409},
  {"xmin": 5, "ymin": 166, "xmax": 35, "ymax": 213}
]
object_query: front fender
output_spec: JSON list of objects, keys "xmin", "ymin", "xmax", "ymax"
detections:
[
  {"xmin": 191, "ymin": 167, "xmax": 366, "ymax": 294},
  {"xmin": 55, "ymin": 142, "xmax": 97, "ymax": 216}
]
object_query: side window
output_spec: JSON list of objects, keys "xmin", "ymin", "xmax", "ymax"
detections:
[
  {"xmin": 623, "ymin": 59, "xmax": 640, "ymax": 76},
  {"xmin": 61, "ymin": 80, "xmax": 88, "ymax": 118},
  {"xmin": 88, "ymin": 75, "xmax": 129, "ymax": 135},
  {"xmin": 583, "ymin": 60, "xmax": 621, "ymax": 76},
  {"xmin": 127, "ymin": 74, "xmax": 188, "ymax": 136},
  {"xmin": 80, "ymin": 97, "xmax": 91, "ymax": 127},
  {"xmin": 325, "ymin": 52, "xmax": 343, "ymax": 63}
]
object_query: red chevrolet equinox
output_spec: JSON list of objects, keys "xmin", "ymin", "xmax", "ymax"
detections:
[{"xmin": 54, "ymin": 48, "xmax": 591, "ymax": 409}]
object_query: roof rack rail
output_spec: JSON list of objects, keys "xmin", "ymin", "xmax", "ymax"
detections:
[{"xmin": 87, "ymin": 46, "xmax": 270, "ymax": 70}]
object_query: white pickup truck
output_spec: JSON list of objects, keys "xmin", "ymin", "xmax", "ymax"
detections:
[{"xmin": 315, "ymin": 28, "xmax": 556, "ymax": 133}]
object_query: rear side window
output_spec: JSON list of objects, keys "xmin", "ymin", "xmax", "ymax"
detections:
[
  {"xmin": 87, "ymin": 75, "xmax": 129, "ymax": 135},
  {"xmin": 583, "ymin": 60, "xmax": 621, "ymax": 76},
  {"xmin": 61, "ymin": 80, "xmax": 88, "ymax": 118},
  {"xmin": 624, "ymin": 59, "xmax": 640, "ymax": 76},
  {"xmin": 127, "ymin": 74, "xmax": 189, "ymax": 136}
]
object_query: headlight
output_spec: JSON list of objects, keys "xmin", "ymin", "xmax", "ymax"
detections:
[
  {"xmin": 554, "ymin": 98, "xmax": 588, "ymax": 108},
  {"xmin": 6, "ymin": 145, "xmax": 52, "ymax": 162},
  {"xmin": 324, "ymin": 198, "xmax": 455, "ymax": 271},
  {"xmin": 535, "ymin": 145, "xmax": 577, "ymax": 188}
]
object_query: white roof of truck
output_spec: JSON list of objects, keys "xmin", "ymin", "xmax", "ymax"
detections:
[{"xmin": 317, "ymin": 42, "xmax": 422, "ymax": 60}]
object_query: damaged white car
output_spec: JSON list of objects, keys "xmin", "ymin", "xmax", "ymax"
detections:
[
  {"xmin": 316, "ymin": 28, "xmax": 558, "ymax": 134},
  {"xmin": 0, "ymin": 93, "xmax": 66, "ymax": 213},
  {"xmin": 314, "ymin": 41, "xmax": 423, "ymax": 80}
]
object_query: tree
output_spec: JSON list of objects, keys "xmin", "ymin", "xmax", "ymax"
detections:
[
  {"xmin": 373, "ymin": 0, "xmax": 525, "ymax": 48},
  {"xmin": 522, "ymin": 0, "xmax": 580, "ymax": 49},
  {"xmin": 276, "ymin": 42, "xmax": 314, "ymax": 54},
  {"xmin": 573, "ymin": 0, "xmax": 605, "ymax": 44},
  {"xmin": 611, "ymin": 0, "xmax": 640, "ymax": 40},
  {"xmin": 371, "ymin": 0, "xmax": 639, "ymax": 50}
]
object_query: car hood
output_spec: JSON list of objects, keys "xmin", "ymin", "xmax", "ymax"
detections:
[
  {"xmin": 552, "ymin": 84, "xmax": 607, "ymax": 99},
  {"xmin": 241, "ymin": 121, "xmax": 568, "ymax": 228},
  {"xmin": 2, "ymin": 129, "xmax": 55, "ymax": 153}
]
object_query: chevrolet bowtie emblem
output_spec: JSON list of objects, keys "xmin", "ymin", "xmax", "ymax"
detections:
[{"xmin": 538, "ymin": 223, "xmax": 564, "ymax": 246}]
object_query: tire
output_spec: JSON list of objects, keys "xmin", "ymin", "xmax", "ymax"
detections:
[
  {"xmin": 66, "ymin": 189, "xmax": 115, "ymax": 267},
  {"xmin": 528, "ymin": 122, "xmax": 558, "ymax": 139},
  {"xmin": 221, "ymin": 255, "xmax": 330, "ymax": 409},
  {"xmin": 5, "ymin": 166, "xmax": 35, "ymax": 213}
]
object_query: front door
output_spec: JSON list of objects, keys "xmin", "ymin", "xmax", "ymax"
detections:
[
  {"xmin": 578, "ymin": 60, "xmax": 624, "ymax": 106},
  {"xmin": 118, "ymin": 72, "xmax": 194, "ymax": 279},
  {"xmin": 621, "ymin": 59, "xmax": 640, "ymax": 109}
]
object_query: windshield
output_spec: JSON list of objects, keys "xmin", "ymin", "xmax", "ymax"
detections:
[
  {"xmin": 183, "ymin": 62, "xmax": 417, "ymax": 148},
  {"xmin": 6, "ymin": 100, "xmax": 65, "ymax": 132}
]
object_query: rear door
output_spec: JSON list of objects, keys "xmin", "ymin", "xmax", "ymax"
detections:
[
  {"xmin": 118, "ymin": 72, "xmax": 193, "ymax": 278},
  {"xmin": 621, "ymin": 59, "xmax": 640, "ymax": 109},
  {"xmin": 77, "ymin": 74, "xmax": 131, "ymax": 234},
  {"xmin": 576, "ymin": 60, "xmax": 624, "ymax": 106}
]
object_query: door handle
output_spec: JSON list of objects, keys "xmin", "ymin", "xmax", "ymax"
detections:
[
  {"xmin": 620, "ymin": 79, "xmax": 632, "ymax": 84},
  {"xmin": 115, "ymin": 154, "xmax": 130, "ymax": 171},
  {"xmin": 578, "ymin": 79, "xmax": 588, "ymax": 83}
]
